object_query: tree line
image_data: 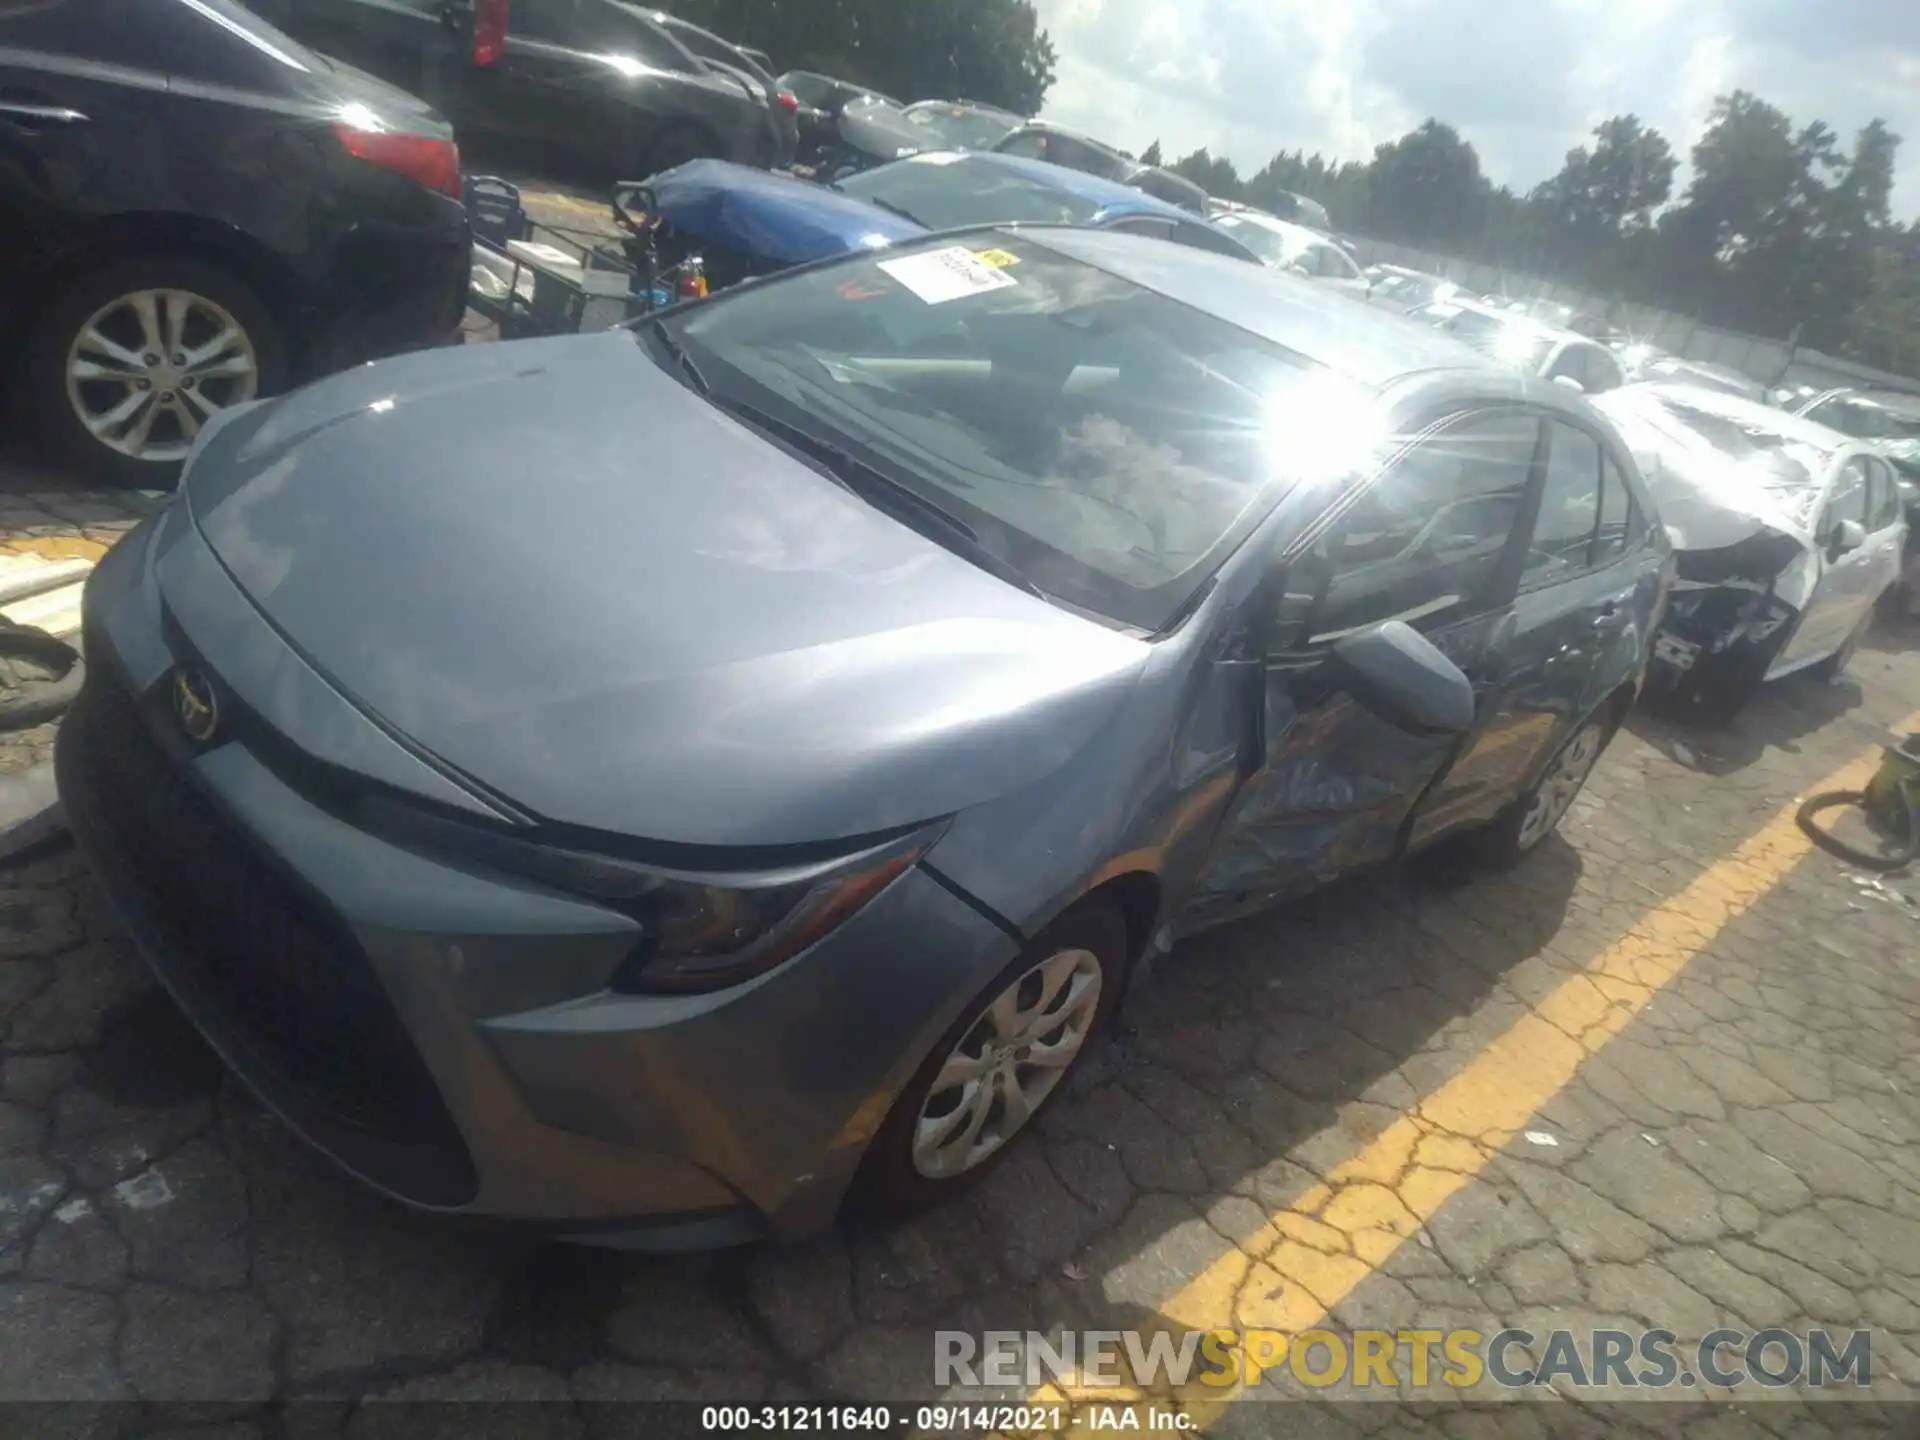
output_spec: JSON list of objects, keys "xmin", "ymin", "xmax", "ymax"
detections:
[{"xmin": 1158, "ymin": 96, "xmax": 1920, "ymax": 375}]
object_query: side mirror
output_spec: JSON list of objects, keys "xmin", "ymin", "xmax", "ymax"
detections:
[
  {"xmin": 1331, "ymin": 621, "xmax": 1476, "ymax": 735},
  {"xmin": 1286, "ymin": 262, "xmax": 1311, "ymax": 279},
  {"xmin": 1551, "ymin": 374, "xmax": 1586, "ymax": 394},
  {"xmin": 1831, "ymin": 518, "xmax": 1866, "ymax": 558}
]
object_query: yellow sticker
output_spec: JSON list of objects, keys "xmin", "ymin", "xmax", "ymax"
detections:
[{"xmin": 973, "ymin": 248, "xmax": 1021, "ymax": 269}]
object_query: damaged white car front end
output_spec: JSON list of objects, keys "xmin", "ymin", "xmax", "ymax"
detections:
[{"xmin": 1595, "ymin": 384, "xmax": 1845, "ymax": 715}]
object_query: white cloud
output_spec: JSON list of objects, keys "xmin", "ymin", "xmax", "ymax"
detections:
[{"xmin": 1028, "ymin": 0, "xmax": 1920, "ymax": 215}]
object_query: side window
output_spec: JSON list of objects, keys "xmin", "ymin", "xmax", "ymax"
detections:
[
  {"xmin": 1595, "ymin": 457, "xmax": 1639, "ymax": 562},
  {"xmin": 1867, "ymin": 457, "xmax": 1904, "ymax": 530},
  {"xmin": 1821, "ymin": 458, "xmax": 1870, "ymax": 538},
  {"xmin": 1298, "ymin": 412, "xmax": 1542, "ymax": 642},
  {"xmin": 1544, "ymin": 347, "xmax": 1580, "ymax": 384},
  {"xmin": 518, "ymin": 5, "xmax": 700, "ymax": 67},
  {"xmin": 1584, "ymin": 348, "xmax": 1624, "ymax": 394},
  {"xmin": 1324, "ymin": 249, "xmax": 1361, "ymax": 281},
  {"xmin": 996, "ymin": 132, "xmax": 1050, "ymax": 161},
  {"xmin": 1523, "ymin": 423, "xmax": 1604, "ymax": 584}
]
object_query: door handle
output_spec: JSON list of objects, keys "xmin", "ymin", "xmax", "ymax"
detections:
[{"xmin": 0, "ymin": 101, "xmax": 89, "ymax": 130}]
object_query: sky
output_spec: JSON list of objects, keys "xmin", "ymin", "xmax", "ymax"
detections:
[{"xmin": 1027, "ymin": 0, "xmax": 1920, "ymax": 219}]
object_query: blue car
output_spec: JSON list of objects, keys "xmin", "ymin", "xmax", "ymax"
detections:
[{"xmin": 637, "ymin": 149, "xmax": 1260, "ymax": 289}]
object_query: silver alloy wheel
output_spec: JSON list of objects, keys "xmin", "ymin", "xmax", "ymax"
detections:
[
  {"xmin": 911, "ymin": 946, "xmax": 1103, "ymax": 1179},
  {"xmin": 63, "ymin": 289, "xmax": 259, "ymax": 463},
  {"xmin": 1516, "ymin": 719, "xmax": 1606, "ymax": 850}
]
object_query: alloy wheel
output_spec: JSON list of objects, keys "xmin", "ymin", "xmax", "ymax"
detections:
[
  {"xmin": 63, "ymin": 289, "xmax": 259, "ymax": 464},
  {"xmin": 911, "ymin": 946, "xmax": 1103, "ymax": 1179},
  {"xmin": 1517, "ymin": 720, "xmax": 1606, "ymax": 850}
]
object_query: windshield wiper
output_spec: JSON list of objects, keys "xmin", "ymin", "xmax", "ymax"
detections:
[
  {"xmin": 709, "ymin": 395, "xmax": 1047, "ymax": 599},
  {"xmin": 643, "ymin": 320, "xmax": 709, "ymax": 396}
]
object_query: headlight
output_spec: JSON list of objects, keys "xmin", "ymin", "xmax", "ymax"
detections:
[
  {"xmin": 605, "ymin": 836, "xmax": 935, "ymax": 993},
  {"xmin": 355, "ymin": 794, "xmax": 940, "ymax": 994}
]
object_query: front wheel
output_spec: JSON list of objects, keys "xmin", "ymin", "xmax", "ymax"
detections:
[
  {"xmin": 1479, "ymin": 710, "xmax": 1617, "ymax": 868},
  {"xmin": 860, "ymin": 900, "xmax": 1125, "ymax": 1210}
]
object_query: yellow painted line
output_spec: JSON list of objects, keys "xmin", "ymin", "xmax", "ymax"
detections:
[
  {"xmin": 518, "ymin": 189, "xmax": 607, "ymax": 217},
  {"xmin": 1027, "ymin": 713, "xmax": 1920, "ymax": 1431},
  {"xmin": 0, "ymin": 535, "xmax": 108, "ymax": 562}
]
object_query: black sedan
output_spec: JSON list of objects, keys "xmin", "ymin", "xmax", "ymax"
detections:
[
  {"xmin": 260, "ymin": 0, "xmax": 793, "ymax": 175},
  {"xmin": 2, "ymin": 0, "xmax": 469, "ymax": 483},
  {"xmin": 63, "ymin": 228, "xmax": 1668, "ymax": 1241}
]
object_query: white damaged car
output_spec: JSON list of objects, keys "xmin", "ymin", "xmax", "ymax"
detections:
[{"xmin": 1593, "ymin": 383, "xmax": 1908, "ymax": 719}]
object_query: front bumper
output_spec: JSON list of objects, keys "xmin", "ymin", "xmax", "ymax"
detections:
[
  {"xmin": 1649, "ymin": 581, "xmax": 1796, "ymax": 678},
  {"xmin": 58, "ymin": 507, "xmax": 1017, "ymax": 1244},
  {"xmin": 308, "ymin": 211, "xmax": 472, "ymax": 376}
]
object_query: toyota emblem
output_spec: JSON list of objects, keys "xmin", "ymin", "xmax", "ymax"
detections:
[{"xmin": 172, "ymin": 667, "xmax": 220, "ymax": 744}]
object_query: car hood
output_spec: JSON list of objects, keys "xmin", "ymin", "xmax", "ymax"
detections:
[
  {"xmin": 181, "ymin": 331, "xmax": 1148, "ymax": 847},
  {"xmin": 649, "ymin": 160, "xmax": 925, "ymax": 266},
  {"xmin": 1595, "ymin": 396, "xmax": 1824, "ymax": 554}
]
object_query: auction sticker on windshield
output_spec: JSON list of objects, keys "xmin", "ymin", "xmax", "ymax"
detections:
[{"xmin": 878, "ymin": 246, "xmax": 1018, "ymax": 304}]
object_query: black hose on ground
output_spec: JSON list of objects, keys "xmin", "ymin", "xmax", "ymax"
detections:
[
  {"xmin": 0, "ymin": 620, "xmax": 84, "ymax": 733},
  {"xmin": 1796, "ymin": 782, "xmax": 1920, "ymax": 873}
]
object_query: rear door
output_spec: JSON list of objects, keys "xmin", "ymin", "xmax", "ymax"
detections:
[
  {"xmin": 0, "ymin": 0, "xmax": 164, "ymax": 322},
  {"xmin": 1409, "ymin": 416, "xmax": 1639, "ymax": 846},
  {"xmin": 1180, "ymin": 409, "xmax": 1542, "ymax": 931}
]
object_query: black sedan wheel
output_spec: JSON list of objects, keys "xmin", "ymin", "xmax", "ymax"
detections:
[
  {"xmin": 863, "ymin": 899, "xmax": 1125, "ymax": 1209},
  {"xmin": 27, "ymin": 257, "xmax": 288, "ymax": 486}
]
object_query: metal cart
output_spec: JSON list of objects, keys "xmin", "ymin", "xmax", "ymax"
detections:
[{"xmin": 464, "ymin": 176, "xmax": 705, "ymax": 340}]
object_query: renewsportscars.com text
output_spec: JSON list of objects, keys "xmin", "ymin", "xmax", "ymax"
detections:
[{"xmin": 934, "ymin": 1327, "xmax": 1874, "ymax": 1391}]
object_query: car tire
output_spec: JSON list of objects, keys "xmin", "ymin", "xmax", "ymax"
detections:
[
  {"xmin": 25, "ymin": 255, "xmax": 289, "ymax": 488},
  {"xmin": 1477, "ymin": 706, "xmax": 1620, "ymax": 869},
  {"xmin": 860, "ymin": 898, "xmax": 1127, "ymax": 1211},
  {"xmin": 642, "ymin": 121, "xmax": 718, "ymax": 177}
]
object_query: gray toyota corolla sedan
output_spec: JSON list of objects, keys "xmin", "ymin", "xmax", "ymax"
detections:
[{"xmin": 59, "ymin": 227, "xmax": 1668, "ymax": 1249}]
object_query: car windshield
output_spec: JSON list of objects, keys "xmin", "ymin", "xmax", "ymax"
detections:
[
  {"xmin": 1212, "ymin": 216, "xmax": 1303, "ymax": 267},
  {"xmin": 904, "ymin": 105, "xmax": 1020, "ymax": 150},
  {"xmin": 665, "ymin": 234, "xmax": 1355, "ymax": 630},
  {"xmin": 836, "ymin": 156, "xmax": 1102, "ymax": 228}
]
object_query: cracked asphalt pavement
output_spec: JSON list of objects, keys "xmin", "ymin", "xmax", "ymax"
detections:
[{"xmin": 3, "ymin": 469, "xmax": 1920, "ymax": 1438}]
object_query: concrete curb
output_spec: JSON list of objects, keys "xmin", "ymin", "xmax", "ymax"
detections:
[{"xmin": 0, "ymin": 760, "xmax": 67, "ymax": 863}]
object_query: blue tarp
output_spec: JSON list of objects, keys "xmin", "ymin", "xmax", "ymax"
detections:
[{"xmin": 647, "ymin": 160, "xmax": 926, "ymax": 267}]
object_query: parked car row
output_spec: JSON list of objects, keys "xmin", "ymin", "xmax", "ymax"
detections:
[{"xmin": 2, "ymin": 0, "xmax": 471, "ymax": 484}]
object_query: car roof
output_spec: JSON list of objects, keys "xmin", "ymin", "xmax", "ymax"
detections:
[
  {"xmin": 952, "ymin": 151, "xmax": 1207, "ymax": 224},
  {"xmin": 1214, "ymin": 210, "xmax": 1347, "ymax": 250},
  {"xmin": 1432, "ymin": 296, "xmax": 1595, "ymax": 348},
  {"xmin": 1621, "ymin": 383, "xmax": 1850, "ymax": 454},
  {"xmin": 1017, "ymin": 228, "xmax": 1500, "ymax": 388},
  {"xmin": 908, "ymin": 99, "xmax": 1023, "ymax": 122},
  {"xmin": 998, "ymin": 120, "xmax": 1131, "ymax": 161}
]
